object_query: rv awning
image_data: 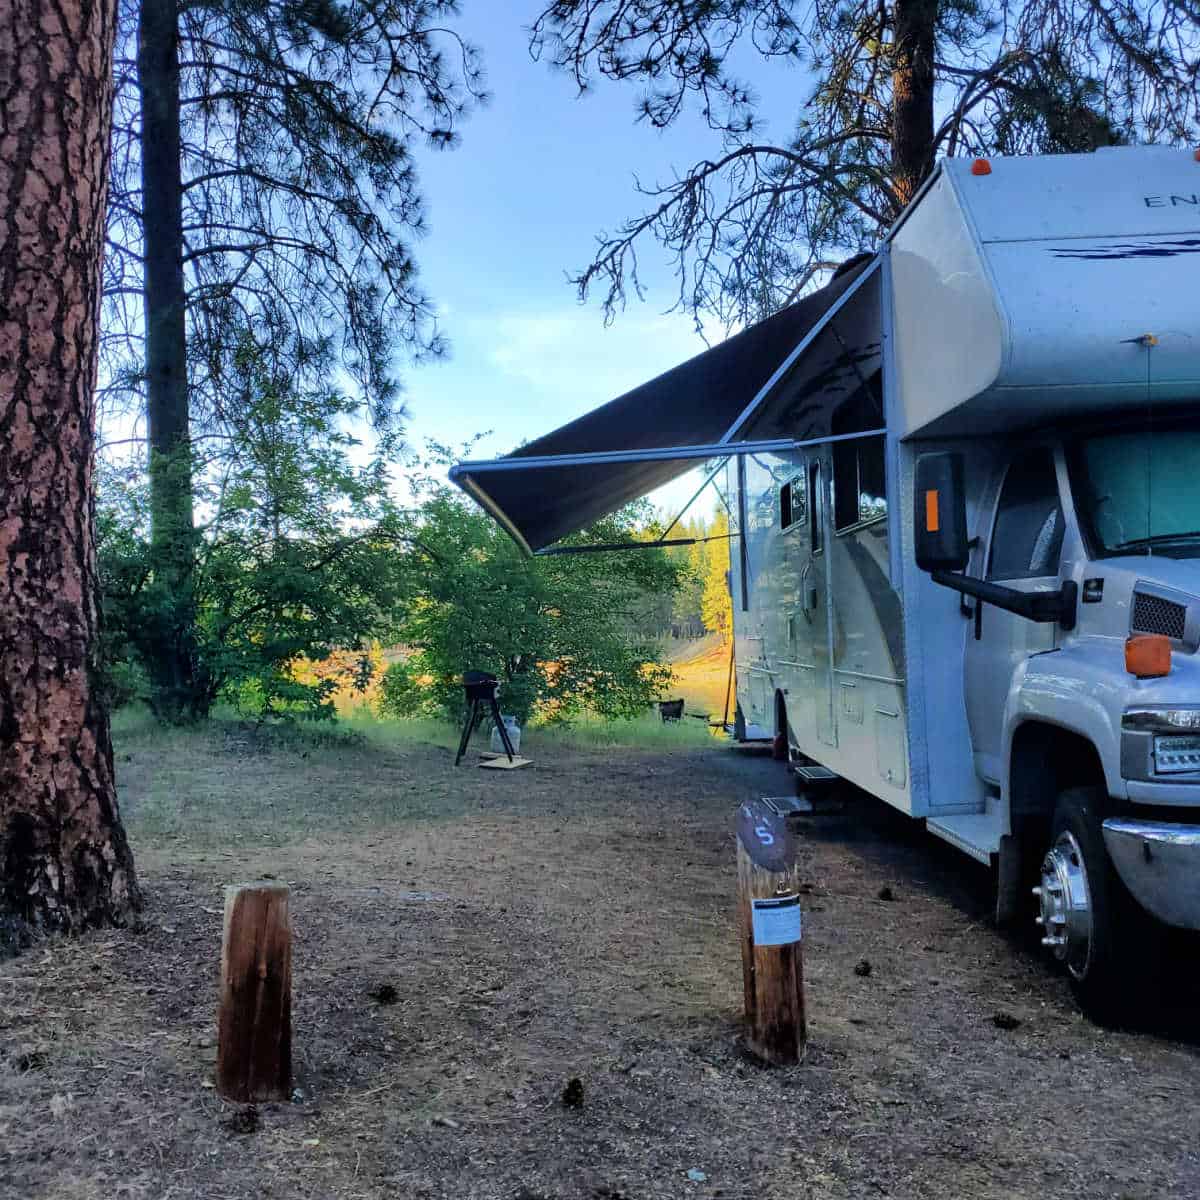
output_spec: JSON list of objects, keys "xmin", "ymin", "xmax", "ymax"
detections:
[{"xmin": 450, "ymin": 260, "xmax": 875, "ymax": 553}]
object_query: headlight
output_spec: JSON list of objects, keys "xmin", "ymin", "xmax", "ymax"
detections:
[
  {"xmin": 1122, "ymin": 707, "xmax": 1200, "ymax": 733},
  {"xmin": 1153, "ymin": 735, "xmax": 1200, "ymax": 774},
  {"xmin": 1121, "ymin": 708, "xmax": 1200, "ymax": 782}
]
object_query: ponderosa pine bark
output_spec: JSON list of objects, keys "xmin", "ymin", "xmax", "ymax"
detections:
[
  {"xmin": 0, "ymin": 0, "xmax": 141, "ymax": 936},
  {"xmin": 891, "ymin": 0, "xmax": 938, "ymax": 209},
  {"xmin": 138, "ymin": 0, "xmax": 202, "ymax": 722}
]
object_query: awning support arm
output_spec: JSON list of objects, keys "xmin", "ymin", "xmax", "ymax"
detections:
[{"xmin": 658, "ymin": 458, "xmax": 727, "ymax": 543}]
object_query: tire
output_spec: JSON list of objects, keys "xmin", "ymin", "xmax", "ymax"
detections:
[{"xmin": 1040, "ymin": 787, "xmax": 1161, "ymax": 1023}]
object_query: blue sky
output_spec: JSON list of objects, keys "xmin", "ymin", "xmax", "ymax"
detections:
[{"xmin": 400, "ymin": 4, "xmax": 802, "ymax": 519}]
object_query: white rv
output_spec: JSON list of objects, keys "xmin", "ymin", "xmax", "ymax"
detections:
[{"xmin": 453, "ymin": 146, "xmax": 1200, "ymax": 1016}]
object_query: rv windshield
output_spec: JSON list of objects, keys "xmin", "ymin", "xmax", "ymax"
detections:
[{"xmin": 1071, "ymin": 427, "xmax": 1200, "ymax": 558}]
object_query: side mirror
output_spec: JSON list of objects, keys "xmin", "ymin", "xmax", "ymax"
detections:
[{"xmin": 914, "ymin": 452, "xmax": 968, "ymax": 572}]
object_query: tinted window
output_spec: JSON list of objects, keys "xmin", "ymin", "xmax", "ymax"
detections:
[
  {"xmin": 988, "ymin": 452, "xmax": 1064, "ymax": 580},
  {"xmin": 833, "ymin": 436, "xmax": 887, "ymax": 531},
  {"xmin": 809, "ymin": 462, "xmax": 823, "ymax": 554},
  {"xmin": 833, "ymin": 440, "xmax": 857, "ymax": 529},
  {"xmin": 780, "ymin": 473, "xmax": 805, "ymax": 530}
]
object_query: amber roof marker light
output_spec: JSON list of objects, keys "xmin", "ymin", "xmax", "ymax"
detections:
[{"xmin": 971, "ymin": 158, "xmax": 992, "ymax": 176}]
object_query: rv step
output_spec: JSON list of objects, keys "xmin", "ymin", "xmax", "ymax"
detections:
[
  {"xmin": 792, "ymin": 764, "xmax": 839, "ymax": 785},
  {"xmin": 926, "ymin": 813, "xmax": 1002, "ymax": 865},
  {"xmin": 762, "ymin": 795, "xmax": 814, "ymax": 817}
]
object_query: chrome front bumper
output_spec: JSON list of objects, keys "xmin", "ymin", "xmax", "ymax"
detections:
[{"xmin": 1102, "ymin": 819, "xmax": 1200, "ymax": 930}]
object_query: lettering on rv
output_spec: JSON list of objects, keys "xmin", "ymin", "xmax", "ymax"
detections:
[
  {"xmin": 1144, "ymin": 194, "xmax": 1200, "ymax": 208},
  {"xmin": 1050, "ymin": 237, "xmax": 1200, "ymax": 260}
]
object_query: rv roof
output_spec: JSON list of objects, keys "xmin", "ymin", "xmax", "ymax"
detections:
[{"xmin": 941, "ymin": 146, "xmax": 1200, "ymax": 244}]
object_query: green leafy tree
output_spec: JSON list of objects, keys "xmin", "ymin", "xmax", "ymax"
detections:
[
  {"xmin": 668, "ymin": 516, "xmax": 706, "ymax": 636},
  {"xmin": 99, "ymin": 340, "xmax": 412, "ymax": 721},
  {"xmin": 379, "ymin": 460, "xmax": 680, "ymax": 726},
  {"xmin": 699, "ymin": 510, "xmax": 734, "ymax": 640},
  {"xmin": 532, "ymin": 0, "xmax": 1200, "ymax": 326},
  {"xmin": 103, "ymin": 0, "xmax": 484, "ymax": 719}
]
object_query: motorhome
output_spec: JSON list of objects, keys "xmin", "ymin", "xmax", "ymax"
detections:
[{"xmin": 452, "ymin": 146, "xmax": 1200, "ymax": 1016}]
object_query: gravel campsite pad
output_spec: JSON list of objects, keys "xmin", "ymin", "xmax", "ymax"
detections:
[{"xmin": 2, "ymin": 724, "xmax": 1199, "ymax": 1199}]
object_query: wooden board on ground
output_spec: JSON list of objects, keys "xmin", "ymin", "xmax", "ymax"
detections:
[{"xmin": 479, "ymin": 753, "xmax": 533, "ymax": 770}]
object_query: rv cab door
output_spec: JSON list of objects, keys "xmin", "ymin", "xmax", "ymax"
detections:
[{"xmin": 963, "ymin": 449, "xmax": 1065, "ymax": 780}]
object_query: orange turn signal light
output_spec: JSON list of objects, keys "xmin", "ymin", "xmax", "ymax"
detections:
[
  {"xmin": 924, "ymin": 489, "xmax": 940, "ymax": 532},
  {"xmin": 971, "ymin": 158, "xmax": 992, "ymax": 176},
  {"xmin": 1126, "ymin": 634, "xmax": 1171, "ymax": 679}
]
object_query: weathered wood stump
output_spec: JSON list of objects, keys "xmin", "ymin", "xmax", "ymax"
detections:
[
  {"xmin": 217, "ymin": 882, "xmax": 292, "ymax": 1101},
  {"xmin": 736, "ymin": 799, "xmax": 806, "ymax": 1065}
]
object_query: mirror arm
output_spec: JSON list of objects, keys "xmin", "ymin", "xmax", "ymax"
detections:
[{"xmin": 931, "ymin": 572, "xmax": 1077, "ymax": 631}]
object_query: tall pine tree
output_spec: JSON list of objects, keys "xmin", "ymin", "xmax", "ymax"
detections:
[
  {"xmin": 104, "ymin": 0, "xmax": 484, "ymax": 719},
  {"xmin": 0, "ymin": 0, "xmax": 141, "ymax": 938},
  {"xmin": 533, "ymin": 0, "xmax": 1200, "ymax": 326}
]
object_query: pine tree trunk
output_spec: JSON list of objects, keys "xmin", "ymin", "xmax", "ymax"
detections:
[
  {"xmin": 138, "ymin": 0, "xmax": 203, "ymax": 721},
  {"xmin": 891, "ymin": 0, "xmax": 938, "ymax": 211},
  {"xmin": 0, "ymin": 0, "xmax": 142, "ymax": 939}
]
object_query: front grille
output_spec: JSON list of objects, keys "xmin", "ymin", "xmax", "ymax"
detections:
[{"xmin": 1132, "ymin": 591, "xmax": 1187, "ymax": 641}]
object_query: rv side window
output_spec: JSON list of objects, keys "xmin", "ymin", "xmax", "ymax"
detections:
[
  {"xmin": 833, "ymin": 435, "xmax": 888, "ymax": 532},
  {"xmin": 780, "ymin": 473, "xmax": 805, "ymax": 531},
  {"xmin": 809, "ymin": 462, "xmax": 823, "ymax": 554},
  {"xmin": 988, "ymin": 451, "xmax": 1065, "ymax": 580}
]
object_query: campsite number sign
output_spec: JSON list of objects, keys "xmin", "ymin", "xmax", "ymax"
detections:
[{"xmin": 735, "ymin": 797, "xmax": 794, "ymax": 873}]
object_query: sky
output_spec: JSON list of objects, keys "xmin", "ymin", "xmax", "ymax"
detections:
[{"xmin": 397, "ymin": 3, "xmax": 803, "ymax": 521}]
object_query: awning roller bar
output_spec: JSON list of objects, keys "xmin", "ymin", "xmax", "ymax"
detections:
[
  {"xmin": 450, "ymin": 425, "xmax": 889, "ymax": 480},
  {"xmin": 450, "ymin": 438, "xmax": 796, "ymax": 478}
]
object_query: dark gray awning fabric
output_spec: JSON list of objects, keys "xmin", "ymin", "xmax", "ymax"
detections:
[{"xmin": 450, "ymin": 260, "xmax": 874, "ymax": 553}]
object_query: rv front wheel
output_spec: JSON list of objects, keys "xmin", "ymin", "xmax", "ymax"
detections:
[{"xmin": 1038, "ymin": 788, "xmax": 1157, "ymax": 1022}]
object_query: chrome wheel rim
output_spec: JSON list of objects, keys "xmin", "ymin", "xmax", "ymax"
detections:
[{"xmin": 1035, "ymin": 831, "xmax": 1094, "ymax": 980}]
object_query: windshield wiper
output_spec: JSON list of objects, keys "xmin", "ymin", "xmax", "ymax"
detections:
[{"xmin": 1111, "ymin": 531, "xmax": 1200, "ymax": 551}]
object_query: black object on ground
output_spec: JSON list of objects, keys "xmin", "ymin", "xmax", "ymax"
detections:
[{"xmin": 454, "ymin": 671, "xmax": 516, "ymax": 766}]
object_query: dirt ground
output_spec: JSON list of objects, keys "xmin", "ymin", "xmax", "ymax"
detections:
[{"xmin": 2, "ymin": 722, "xmax": 1199, "ymax": 1200}]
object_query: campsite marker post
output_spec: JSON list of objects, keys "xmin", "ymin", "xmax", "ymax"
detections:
[
  {"xmin": 217, "ymin": 882, "xmax": 293, "ymax": 1102},
  {"xmin": 735, "ymin": 799, "xmax": 806, "ymax": 1065}
]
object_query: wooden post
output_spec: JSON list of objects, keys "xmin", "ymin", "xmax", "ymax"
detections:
[
  {"xmin": 735, "ymin": 799, "xmax": 806, "ymax": 1065},
  {"xmin": 218, "ymin": 882, "xmax": 292, "ymax": 1102}
]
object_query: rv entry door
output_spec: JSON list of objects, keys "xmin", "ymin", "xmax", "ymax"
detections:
[
  {"xmin": 796, "ymin": 448, "xmax": 837, "ymax": 748},
  {"xmin": 963, "ymin": 449, "xmax": 1064, "ymax": 779}
]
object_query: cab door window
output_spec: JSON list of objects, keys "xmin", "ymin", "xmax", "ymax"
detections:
[{"xmin": 988, "ymin": 451, "xmax": 1065, "ymax": 580}]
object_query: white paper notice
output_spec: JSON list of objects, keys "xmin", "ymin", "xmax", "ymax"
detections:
[{"xmin": 751, "ymin": 895, "xmax": 802, "ymax": 946}]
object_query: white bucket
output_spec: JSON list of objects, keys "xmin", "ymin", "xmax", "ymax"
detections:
[{"xmin": 490, "ymin": 715, "xmax": 521, "ymax": 755}]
